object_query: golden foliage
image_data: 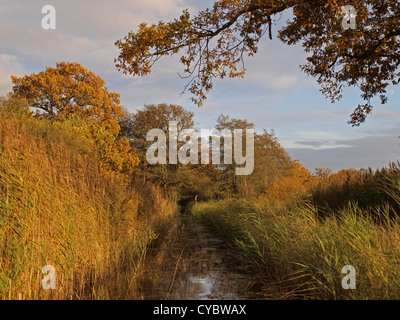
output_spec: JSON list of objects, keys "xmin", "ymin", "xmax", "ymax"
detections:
[
  {"xmin": 12, "ymin": 62, "xmax": 124, "ymax": 134},
  {"xmin": 266, "ymin": 160, "xmax": 314, "ymax": 202},
  {"xmin": 116, "ymin": 0, "xmax": 400, "ymax": 124},
  {"xmin": 10, "ymin": 63, "xmax": 140, "ymax": 176},
  {"xmin": 0, "ymin": 104, "xmax": 175, "ymax": 300},
  {"xmin": 90, "ymin": 125, "xmax": 139, "ymax": 177}
]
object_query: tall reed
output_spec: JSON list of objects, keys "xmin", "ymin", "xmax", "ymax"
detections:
[
  {"xmin": 0, "ymin": 111, "xmax": 176, "ymax": 300},
  {"xmin": 192, "ymin": 171, "xmax": 400, "ymax": 299}
]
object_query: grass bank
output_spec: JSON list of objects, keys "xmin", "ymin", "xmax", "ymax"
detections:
[
  {"xmin": 0, "ymin": 102, "xmax": 176, "ymax": 299},
  {"xmin": 192, "ymin": 172, "xmax": 400, "ymax": 299}
]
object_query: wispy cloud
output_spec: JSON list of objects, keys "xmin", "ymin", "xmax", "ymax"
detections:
[
  {"xmin": 0, "ymin": 54, "xmax": 23, "ymax": 94},
  {"xmin": 288, "ymin": 134, "xmax": 400, "ymax": 172},
  {"xmin": 0, "ymin": 0, "xmax": 399, "ymax": 171}
]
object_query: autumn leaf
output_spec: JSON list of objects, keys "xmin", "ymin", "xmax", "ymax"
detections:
[{"xmin": 115, "ymin": 0, "xmax": 400, "ymax": 126}]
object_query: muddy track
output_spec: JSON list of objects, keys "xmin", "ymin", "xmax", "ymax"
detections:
[{"xmin": 135, "ymin": 213, "xmax": 264, "ymax": 300}]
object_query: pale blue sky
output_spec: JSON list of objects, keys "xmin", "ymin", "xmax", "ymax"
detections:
[{"xmin": 0, "ymin": 0, "xmax": 399, "ymax": 172}]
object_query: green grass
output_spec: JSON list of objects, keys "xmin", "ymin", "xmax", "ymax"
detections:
[{"xmin": 192, "ymin": 174, "xmax": 400, "ymax": 299}]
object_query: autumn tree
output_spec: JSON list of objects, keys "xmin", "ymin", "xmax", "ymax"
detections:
[
  {"xmin": 115, "ymin": 0, "xmax": 400, "ymax": 125},
  {"xmin": 251, "ymin": 129, "xmax": 294, "ymax": 196},
  {"xmin": 119, "ymin": 103, "xmax": 195, "ymax": 157},
  {"xmin": 120, "ymin": 104, "xmax": 229, "ymax": 204},
  {"xmin": 266, "ymin": 160, "xmax": 314, "ymax": 203},
  {"xmin": 213, "ymin": 115, "xmax": 255, "ymax": 197},
  {"xmin": 12, "ymin": 62, "xmax": 124, "ymax": 134},
  {"xmin": 214, "ymin": 115, "xmax": 294, "ymax": 198},
  {"xmin": 11, "ymin": 62, "xmax": 138, "ymax": 175},
  {"xmin": 119, "ymin": 103, "xmax": 194, "ymax": 193},
  {"xmin": 314, "ymin": 168, "xmax": 333, "ymax": 180}
]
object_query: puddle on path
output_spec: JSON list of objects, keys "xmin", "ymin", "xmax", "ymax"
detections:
[{"xmin": 135, "ymin": 213, "xmax": 264, "ymax": 300}]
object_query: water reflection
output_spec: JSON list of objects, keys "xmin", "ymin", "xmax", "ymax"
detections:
[{"xmin": 135, "ymin": 214, "xmax": 258, "ymax": 300}]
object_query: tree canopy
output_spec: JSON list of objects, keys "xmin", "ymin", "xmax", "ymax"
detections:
[
  {"xmin": 119, "ymin": 103, "xmax": 195, "ymax": 157},
  {"xmin": 11, "ymin": 62, "xmax": 139, "ymax": 176},
  {"xmin": 119, "ymin": 103, "xmax": 228, "ymax": 203},
  {"xmin": 115, "ymin": 0, "xmax": 400, "ymax": 125},
  {"xmin": 12, "ymin": 62, "xmax": 124, "ymax": 134}
]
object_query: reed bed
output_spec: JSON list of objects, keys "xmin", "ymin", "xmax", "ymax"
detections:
[
  {"xmin": 192, "ymin": 172, "xmax": 400, "ymax": 299},
  {"xmin": 0, "ymin": 111, "xmax": 176, "ymax": 300}
]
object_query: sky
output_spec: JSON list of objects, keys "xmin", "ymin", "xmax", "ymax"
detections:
[{"xmin": 0, "ymin": 0, "xmax": 399, "ymax": 173}]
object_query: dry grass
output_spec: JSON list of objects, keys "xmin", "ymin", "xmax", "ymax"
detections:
[
  {"xmin": 192, "ymin": 174, "xmax": 400, "ymax": 299},
  {"xmin": 0, "ymin": 109, "xmax": 176, "ymax": 300}
]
